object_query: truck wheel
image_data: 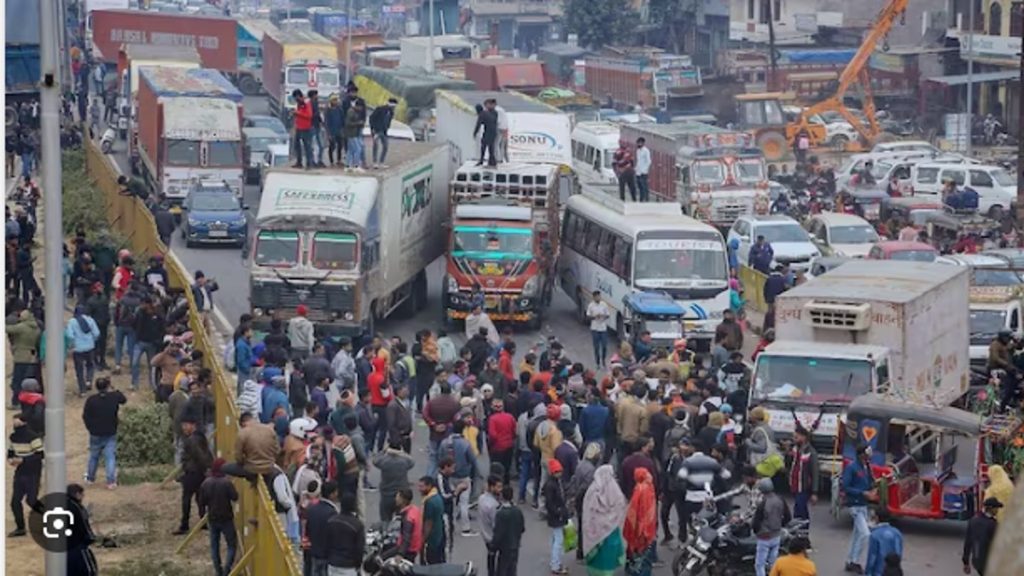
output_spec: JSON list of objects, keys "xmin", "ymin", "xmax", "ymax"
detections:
[
  {"xmin": 238, "ymin": 75, "xmax": 261, "ymax": 96},
  {"xmin": 988, "ymin": 205, "xmax": 1005, "ymax": 221},
  {"xmin": 756, "ymin": 132, "xmax": 788, "ymax": 162}
]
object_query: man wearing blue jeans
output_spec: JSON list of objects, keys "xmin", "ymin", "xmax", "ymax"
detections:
[
  {"xmin": 130, "ymin": 298, "xmax": 165, "ymax": 391},
  {"xmin": 842, "ymin": 444, "xmax": 876, "ymax": 574},
  {"xmin": 543, "ymin": 458, "xmax": 568, "ymax": 575},
  {"xmin": 586, "ymin": 291, "xmax": 610, "ymax": 367},
  {"xmin": 752, "ymin": 478, "xmax": 790, "ymax": 576},
  {"xmin": 81, "ymin": 377, "xmax": 127, "ymax": 488},
  {"xmin": 200, "ymin": 458, "xmax": 239, "ymax": 576}
]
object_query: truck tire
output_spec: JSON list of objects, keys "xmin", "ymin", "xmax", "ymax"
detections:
[
  {"xmin": 756, "ymin": 131, "xmax": 788, "ymax": 162},
  {"xmin": 5, "ymin": 105, "xmax": 16, "ymax": 129},
  {"xmin": 413, "ymin": 272, "xmax": 428, "ymax": 312},
  {"xmin": 238, "ymin": 75, "xmax": 261, "ymax": 96}
]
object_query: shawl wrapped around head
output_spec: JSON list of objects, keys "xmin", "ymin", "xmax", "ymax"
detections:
[
  {"xmin": 422, "ymin": 335, "xmax": 440, "ymax": 363},
  {"xmin": 582, "ymin": 464, "xmax": 628, "ymax": 557},
  {"xmin": 623, "ymin": 467, "xmax": 657, "ymax": 555},
  {"xmin": 985, "ymin": 464, "xmax": 1015, "ymax": 522}
]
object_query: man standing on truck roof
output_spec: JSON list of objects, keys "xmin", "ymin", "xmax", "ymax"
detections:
[
  {"xmin": 326, "ymin": 95, "xmax": 345, "ymax": 166},
  {"xmin": 292, "ymin": 89, "xmax": 314, "ymax": 170},
  {"xmin": 474, "ymin": 99, "xmax": 499, "ymax": 168},
  {"xmin": 613, "ymin": 140, "xmax": 637, "ymax": 202},
  {"xmin": 634, "ymin": 137, "xmax": 651, "ymax": 202},
  {"xmin": 370, "ymin": 98, "xmax": 397, "ymax": 169},
  {"xmin": 309, "ymin": 90, "xmax": 326, "ymax": 168}
]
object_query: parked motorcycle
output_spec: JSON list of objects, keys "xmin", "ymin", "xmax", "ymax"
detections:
[
  {"xmin": 100, "ymin": 127, "xmax": 116, "ymax": 154},
  {"xmin": 362, "ymin": 525, "xmax": 477, "ymax": 576}
]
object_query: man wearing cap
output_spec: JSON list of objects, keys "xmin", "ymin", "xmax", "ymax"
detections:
[
  {"xmin": 6, "ymin": 308, "xmax": 41, "ymax": 409},
  {"xmin": 288, "ymin": 305, "xmax": 315, "ymax": 363},
  {"xmin": 200, "ymin": 458, "xmax": 240, "ymax": 575},
  {"xmin": 963, "ymin": 497, "xmax": 1001, "ymax": 575},
  {"xmin": 842, "ymin": 444, "xmax": 876, "ymax": 574},
  {"xmin": 543, "ymin": 458, "xmax": 569, "ymax": 575}
]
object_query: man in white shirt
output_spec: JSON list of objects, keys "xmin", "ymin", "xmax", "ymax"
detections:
[
  {"xmin": 635, "ymin": 137, "xmax": 652, "ymax": 202},
  {"xmin": 586, "ymin": 291, "xmax": 611, "ymax": 367}
]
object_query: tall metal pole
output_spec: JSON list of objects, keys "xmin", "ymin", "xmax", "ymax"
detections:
[
  {"xmin": 766, "ymin": 0, "xmax": 778, "ymax": 92},
  {"xmin": 41, "ymin": 0, "xmax": 67, "ymax": 572},
  {"xmin": 1016, "ymin": 15, "xmax": 1024, "ymax": 224},
  {"xmin": 427, "ymin": 0, "xmax": 436, "ymax": 73},
  {"xmin": 966, "ymin": 0, "xmax": 975, "ymax": 157},
  {"xmin": 345, "ymin": 0, "xmax": 354, "ymax": 84}
]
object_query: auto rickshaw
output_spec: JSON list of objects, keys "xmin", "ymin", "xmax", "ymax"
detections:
[
  {"xmin": 620, "ymin": 291, "xmax": 687, "ymax": 350},
  {"xmin": 924, "ymin": 210, "xmax": 998, "ymax": 252},
  {"xmin": 843, "ymin": 186, "xmax": 888, "ymax": 222},
  {"xmin": 832, "ymin": 394, "xmax": 1020, "ymax": 521},
  {"xmin": 879, "ymin": 197, "xmax": 944, "ymax": 228}
]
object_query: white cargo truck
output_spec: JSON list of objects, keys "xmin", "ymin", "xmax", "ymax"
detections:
[
  {"xmin": 968, "ymin": 286, "xmax": 1023, "ymax": 370},
  {"xmin": 750, "ymin": 261, "xmax": 970, "ymax": 472},
  {"xmin": 433, "ymin": 89, "xmax": 572, "ymax": 172},
  {"xmin": 249, "ymin": 142, "xmax": 451, "ymax": 337}
]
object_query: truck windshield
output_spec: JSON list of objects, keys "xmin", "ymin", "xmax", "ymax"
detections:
[
  {"xmin": 973, "ymin": 268, "xmax": 1022, "ymax": 287},
  {"xmin": 754, "ymin": 355, "xmax": 872, "ymax": 404},
  {"xmin": 286, "ymin": 67, "xmax": 310, "ymax": 85},
  {"xmin": 311, "ymin": 232, "xmax": 358, "ymax": 270},
  {"xmin": 453, "ymin": 227, "xmax": 533, "ymax": 258},
  {"xmin": 255, "ymin": 231, "xmax": 299, "ymax": 268},
  {"xmin": 208, "ymin": 141, "xmax": 241, "ymax": 167},
  {"xmin": 317, "ymin": 68, "xmax": 340, "ymax": 87},
  {"xmin": 693, "ymin": 160, "xmax": 725, "ymax": 184},
  {"xmin": 733, "ymin": 158, "xmax": 765, "ymax": 183},
  {"xmin": 166, "ymin": 139, "xmax": 200, "ymax": 166},
  {"xmin": 633, "ymin": 237, "xmax": 728, "ymax": 286}
]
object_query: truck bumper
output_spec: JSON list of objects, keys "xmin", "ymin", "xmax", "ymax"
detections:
[
  {"xmin": 252, "ymin": 314, "xmax": 364, "ymax": 339},
  {"xmin": 444, "ymin": 291, "xmax": 541, "ymax": 324}
]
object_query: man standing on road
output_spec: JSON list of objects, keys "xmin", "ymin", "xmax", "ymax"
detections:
[
  {"xmin": 305, "ymin": 479, "xmax": 339, "ymax": 576},
  {"xmin": 748, "ymin": 235, "xmax": 774, "ymax": 274},
  {"xmin": 372, "ymin": 441, "xmax": 415, "ymax": 523},
  {"xmin": 199, "ymin": 458, "xmax": 239, "ymax": 576},
  {"xmin": 386, "ymin": 383, "xmax": 413, "ymax": 452},
  {"xmin": 613, "ymin": 140, "xmax": 638, "ymax": 201},
  {"xmin": 288, "ymin": 305, "xmax": 315, "ymax": 363},
  {"xmin": 587, "ymin": 291, "xmax": 611, "ymax": 367},
  {"xmin": 479, "ymin": 475, "xmax": 503, "ymax": 576},
  {"xmin": 292, "ymin": 89, "xmax": 314, "ymax": 169},
  {"xmin": 493, "ymin": 485, "xmax": 525, "ymax": 576},
  {"xmin": 175, "ymin": 414, "xmax": 212, "ymax": 535},
  {"xmin": 635, "ymin": 137, "xmax": 651, "ymax": 202},
  {"xmin": 423, "ymin": 381, "xmax": 460, "ymax": 476},
  {"xmin": 440, "ymin": 420, "xmax": 480, "ymax": 537},
  {"xmin": 543, "ymin": 458, "xmax": 570, "ymax": 575},
  {"xmin": 326, "ymin": 493, "xmax": 365, "ymax": 576},
  {"xmin": 788, "ymin": 424, "xmax": 819, "ymax": 524},
  {"xmin": 487, "ymin": 399, "xmax": 516, "ymax": 484},
  {"xmin": 6, "ymin": 413, "xmax": 43, "ymax": 537},
  {"xmin": 370, "ymin": 98, "xmax": 397, "ymax": 169},
  {"xmin": 82, "ymin": 376, "xmax": 127, "ymax": 489},
  {"xmin": 420, "ymin": 475, "xmax": 448, "ymax": 564},
  {"xmin": 753, "ymin": 478, "xmax": 791, "ymax": 576},
  {"xmin": 962, "ymin": 497, "xmax": 1001, "ymax": 575},
  {"xmin": 132, "ymin": 297, "xmax": 166, "ymax": 392},
  {"xmin": 842, "ymin": 445, "xmax": 876, "ymax": 574}
]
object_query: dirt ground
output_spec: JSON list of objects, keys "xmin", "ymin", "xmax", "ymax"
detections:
[{"xmin": 4, "ymin": 353, "xmax": 215, "ymax": 575}]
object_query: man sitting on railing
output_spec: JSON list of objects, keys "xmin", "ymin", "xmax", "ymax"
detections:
[{"xmin": 222, "ymin": 411, "xmax": 280, "ymax": 484}]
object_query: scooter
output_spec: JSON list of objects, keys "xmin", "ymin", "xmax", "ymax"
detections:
[{"xmin": 100, "ymin": 127, "xmax": 116, "ymax": 153}]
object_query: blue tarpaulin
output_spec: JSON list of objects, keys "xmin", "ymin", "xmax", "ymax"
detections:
[
  {"xmin": 139, "ymin": 68, "xmax": 243, "ymax": 102},
  {"xmin": 778, "ymin": 49, "xmax": 856, "ymax": 65}
]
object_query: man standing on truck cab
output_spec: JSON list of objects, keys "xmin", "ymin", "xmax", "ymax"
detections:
[
  {"xmin": 474, "ymin": 99, "xmax": 499, "ymax": 168},
  {"xmin": 292, "ymin": 89, "xmax": 314, "ymax": 170},
  {"xmin": 613, "ymin": 140, "xmax": 637, "ymax": 201},
  {"xmin": 635, "ymin": 137, "xmax": 651, "ymax": 202}
]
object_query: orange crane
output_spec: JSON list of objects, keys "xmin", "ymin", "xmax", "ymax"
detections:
[{"xmin": 787, "ymin": 0, "xmax": 909, "ymax": 149}]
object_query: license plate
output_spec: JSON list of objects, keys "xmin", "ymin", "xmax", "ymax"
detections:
[
  {"xmin": 485, "ymin": 296, "xmax": 500, "ymax": 309},
  {"xmin": 685, "ymin": 321, "xmax": 698, "ymax": 331},
  {"xmin": 209, "ymin": 230, "xmax": 228, "ymax": 238}
]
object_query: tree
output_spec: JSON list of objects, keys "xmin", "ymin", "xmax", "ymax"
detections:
[{"xmin": 564, "ymin": 0, "xmax": 639, "ymax": 50}]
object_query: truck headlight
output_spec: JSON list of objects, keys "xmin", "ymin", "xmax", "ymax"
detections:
[
  {"xmin": 522, "ymin": 276, "xmax": 539, "ymax": 297},
  {"xmin": 253, "ymin": 307, "xmax": 264, "ymax": 316},
  {"xmin": 446, "ymin": 275, "xmax": 459, "ymax": 293},
  {"xmin": 343, "ymin": 311, "xmax": 354, "ymax": 321}
]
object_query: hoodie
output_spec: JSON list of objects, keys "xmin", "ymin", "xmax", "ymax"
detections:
[
  {"xmin": 236, "ymin": 380, "xmax": 264, "ymax": 420},
  {"xmin": 533, "ymin": 415, "xmax": 563, "ymax": 462},
  {"xmin": 727, "ymin": 237, "xmax": 740, "ymax": 270}
]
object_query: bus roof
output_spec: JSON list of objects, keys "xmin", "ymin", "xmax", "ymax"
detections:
[
  {"xmin": 567, "ymin": 185, "xmax": 723, "ymax": 238},
  {"xmin": 572, "ymin": 121, "xmax": 621, "ymax": 138}
]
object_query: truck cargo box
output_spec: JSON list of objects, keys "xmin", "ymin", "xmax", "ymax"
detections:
[
  {"xmin": 90, "ymin": 9, "xmax": 237, "ymax": 70},
  {"xmin": 464, "ymin": 58, "xmax": 546, "ymax": 93}
]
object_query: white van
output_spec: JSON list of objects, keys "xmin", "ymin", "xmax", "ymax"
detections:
[
  {"xmin": 571, "ymin": 122, "xmax": 620, "ymax": 184},
  {"xmin": 908, "ymin": 162, "xmax": 1018, "ymax": 218}
]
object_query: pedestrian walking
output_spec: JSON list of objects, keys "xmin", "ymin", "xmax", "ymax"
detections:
[
  {"xmin": 83, "ymin": 283, "xmax": 110, "ymax": 371},
  {"xmin": 582, "ymin": 464, "xmax": 627, "ymax": 576},
  {"xmin": 544, "ymin": 458, "xmax": 570, "ymax": 575},
  {"xmin": 174, "ymin": 414, "xmax": 212, "ymax": 534},
  {"xmin": 587, "ymin": 291, "xmax": 611, "ymax": 367},
  {"xmin": 753, "ymin": 478, "xmax": 791, "ymax": 576},
  {"xmin": 866, "ymin": 508, "xmax": 903, "ymax": 576},
  {"xmin": 370, "ymin": 98, "xmax": 397, "ymax": 168},
  {"xmin": 635, "ymin": 137, "xmax": 651, "ymax": 201},
  {"xmin": 492, "ymin": 485, "xmax": 525, "ymax": 576},
  {"xmin": 982, "ymin": 464, "xmax": 1013, "ymax": 523},
  {"xmin": 479, "ymin": 475, "xmax": 503, "ymax": 576},
  {"xmin": 67, "ymin": 305, "xmax": 101, "ymax": 396},
  {"xmin": 66, "ymin": 483, "xmax": 99, "ymax": 576},
  {"xmin": 962, "ymin": 497, "xmax": 1001, "ymax": 575},
  {"xmin": 842, "ymin": 445, "xmax": 876, "ymax": 574},
  {"xmin": 7, "ymin": 309, "xmax": 41, "ymax": 409},
  {"xmin": 131, "ymin": 297, "xmax": 165, "ymax": 392},
  {"xmin": 200, "ymin": 458, "xmax": 239, "ymax": 576},
  {"xmin": 7, "ymin": 413, "xmax": 43, "ymax": 537},
  {"xmin": 81, "ymin": 377, "xmax": 127, "ymax": 488}
]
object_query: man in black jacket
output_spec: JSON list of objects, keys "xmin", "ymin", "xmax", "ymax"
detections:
[
  {"xmin": 7, "ymin": 413, "xmax": 43, "ymax": 537},
  {"xmin": 543, "ymin": 458, "xmax": 568, "ymax": 575},
  {"xmin": 305, "ymin": 480, "xmax": 339, "ymax": 576},
  {"xmin": 466, "ymin": 327, "xmax": 492, "ymax": 376},
  {"xmin": 326, "ymin": 493, "xmax": 365, "ymax": 573},
  {"xmin": 174, "ymin": 415, "xmax": 213, "ymax": 535},
  {"xmin": 369, "ymin": 98, "xmax": 396, "ymax": 169},
  {"xmin": 82, "ymin": 377, "xmax": 127, "ymax": 488},
  {"xmin": 963, "ymin": 497, "xmax": 1001, "ymax": 575},
  {"xmin": 386, "ymin": 383, "xmax": 413, "ymax": 452},
  {"xmin": 493, "ymin": 485, "xmax": 525, "ymax": 576},
  {"xmin": 474, "ymin": 98, "xmax": 499, "ymax": 167},
  {"xmin": 84, "ymin": 283, "xmax": 111, "ymax": 370},
  {"xmin": 131, "ymin": 296, "xmax": 165, "ymax": 391},
  {"xmin": 153, "ymin": 203, "xmax": 176, "ymax": 247},
  {"xmin": 199, "ymin": 458, "xmax": 239, "ymax": 576}
]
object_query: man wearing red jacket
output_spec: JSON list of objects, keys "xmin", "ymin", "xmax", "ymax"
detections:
[
  {"xmin": 498, "ymin": 341, "xmax": 516, "ymax": 385},
  {"xmin": 486, "ymin": 399, "xmax": 516, "ymax": 484},
  {"xmin": 367, "ymin": 356, "xmax": 391, "ymax": 452},
  {"xmin": 292, "ymin": 89, "xmax": 314, "ymax": 169}
]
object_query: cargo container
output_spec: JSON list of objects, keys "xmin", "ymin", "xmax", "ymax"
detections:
[
  {"xmin": 5, "ymin": 0, "xmax": 40, "ymax": 127},
  {"xmin": 236, "ymin": 19, "xmax": 281, "ymax": 95},
  {"xmin": 89, "ymin": 9, "xmax": 237, "ymax": 71},
  {"xmin": 354, "ymin": 67, "xmax": 474, "ymax": 137},
  {"xmin": 250, "ymin": 142, "xmax": 451, "ymax": 337},
  {"xmin": 464, "ymin": 58, "xmax": 546, "ymax": 94},
  {"xmin": 336, "ymin": 31, "xmax": 386, "ymax": 77},
  {"xmin": 585, "ymin": 47, "xmax": 702, "ymax": 110},
  {"xmin": 751, "ymin": 260, "xmax": 970, "ymax": 473},
  {"xmin": 309, "ymin": 8, "xmax": 372, "ymax": 39},
  {"xmin": 136, "ymin": 67, "xmax": 245, "ymax": 202},
  {"xmin": 399, "ymin": 35, "xmax": 479, "ymax": 77},
  {"xmin": 261, "ymin": 29, "xmax": 341, "ymax": 121},
  {"xmin": 434, "ymin": 89, "xmax": 572, "ymax": 171}
]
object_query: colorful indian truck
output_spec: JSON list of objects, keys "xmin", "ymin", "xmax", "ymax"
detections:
[{"xmin": 261, "ymin": 28, "xmax": 341, "ymax": 121}]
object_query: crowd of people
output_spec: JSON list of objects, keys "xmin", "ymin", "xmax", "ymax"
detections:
[{"xmin": 290, "ymin": 84, "xmax": 397, "ymax": 172}]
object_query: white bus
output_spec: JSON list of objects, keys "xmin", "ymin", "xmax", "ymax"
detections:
[
  {"xmin": 558, "ymin": 184, "xmax": 730, "ymax": 350},
  {"xmin": 571, "ymin": 122, "xmax": 620, "ymax": 185}
]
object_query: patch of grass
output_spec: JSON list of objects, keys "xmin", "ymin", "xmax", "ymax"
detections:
[{"xmin": 118, "ymin": 464, "xmax": 176, "ymax": 486}]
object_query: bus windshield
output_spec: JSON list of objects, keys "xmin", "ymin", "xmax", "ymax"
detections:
[
  {"xmin": 633, "ymin": 237, "xmax": 727, "ymax": 286},
  {"xmin": 255, "ymin": 231, "xmax": 299, "ymax": 268},
  {"xmin": 754, "ymin": 355, "xmax": 872, "ymax": 404},
  {"xmin": 452, "ymin": 226, "xmax": 533, "ymax": 258}
]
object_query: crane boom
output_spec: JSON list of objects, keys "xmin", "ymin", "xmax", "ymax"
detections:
[{"xmin": 791, "ymin": 0, "xmax": 909, "ymax": 147}]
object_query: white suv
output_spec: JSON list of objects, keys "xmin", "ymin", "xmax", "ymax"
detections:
[{"xmin": 727, "ymin": 215, "xmax": 821, "ymax": 271}]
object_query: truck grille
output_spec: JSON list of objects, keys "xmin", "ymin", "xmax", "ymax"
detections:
[
  {"xmin": 251, "ymin": 282, "xmax": 356, "ymax": 319},
  {"xmin": 711, "ymin": 203, "xmax": 749, "ymax": 223}
]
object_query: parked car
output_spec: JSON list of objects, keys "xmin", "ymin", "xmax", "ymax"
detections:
[
  {"xmin": 243, "ymin": 114, "xmax": 288, "ymax": 139},
  {"xmin": 259, "ymin": 143, "xmax": 292, "ymax": 183},
  {"xmin": 805, "ymin": 212, "xmax": 879, "ymax": 258},
  {"xmin": 906, "ymin": 162, "xmax": 1018, "ymax": 219},
  {"xmin": 866, "ymin": 240, "xmax": 938, "ymax": 262},
  {"xmin": 871, "ymin": 140, "xmax": 942, "ymax": 156},
  {"xmin": 728, "ymin": 214, "xmax": 820, "ymax": 271},
  {"xmin": 181, "ymin": 180, "xmax": 248, "ymax": 247}
]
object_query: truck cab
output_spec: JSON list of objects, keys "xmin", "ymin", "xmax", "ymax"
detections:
[
  {"xmin": 968, "ymin": 286, "xmax": 1023, "ymax": 371},
  {"xmin": 675, "ymin": 132, "xmax": 771, "ymax": 226}
]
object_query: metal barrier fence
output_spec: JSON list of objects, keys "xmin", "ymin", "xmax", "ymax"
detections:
[
  {"xmin": 738, "ymin": 265, "xmax": 768, "ymax": 314},
  {"xmin": 85, "ymin": 141, "xmax": 300, "ymax": 576}
]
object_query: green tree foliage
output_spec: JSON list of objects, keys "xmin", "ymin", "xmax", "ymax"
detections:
[
  {"xmin": 61, "ymin": 149, "xmax": 108, "ymax": 237},
  {"xmin": 116, "ymin": 402, "xmax": 175, "ymax": 467},
  {"xmin": 564, "ymin": 0, "xmax": 640, "ymax": 50}
]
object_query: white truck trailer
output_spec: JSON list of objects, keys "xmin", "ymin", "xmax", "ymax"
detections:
[
  {"xmin": 750, "ymin": 260, "xmax": 970, "ymax": 472},
  {"xmin": 433, "ymin": 89, "xmax": 572, "ymax": 173},
  {"xmin": 250, "ymin": 142, "xmax": 451, "ymax": 337}
]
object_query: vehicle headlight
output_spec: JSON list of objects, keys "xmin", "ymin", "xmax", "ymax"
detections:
[
  {"xmin": 343, "ymin": 311, "xmax": 354, "ymax": 321},
  {"xmin": 696, "ymin": 539, "xmax": 712, "ymax": 551},
  {"xmin": 522, "ymin": 276, "xmax": 539, "ymax": 297},
  {"xmin": 446, "ymin": 275, "xmax": 459, "ymax": 293},
  {"xmin": 188, "ymin": 217, "xmax": 201, "ymax": 227},
  {"xmin": 253, "ymin": 307, "xmax": 264, "ymax": 316}
]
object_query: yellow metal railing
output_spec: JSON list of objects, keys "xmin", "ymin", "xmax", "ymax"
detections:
[
  {"xmin": 738, "ymin": 265, "xmax": 768, "ymax": 314},
  {"xmin": 86, "ymin": 142, "xmax": 300, "ymax": 576}
]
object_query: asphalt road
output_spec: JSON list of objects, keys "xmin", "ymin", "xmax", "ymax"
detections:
[{"xmin": 99, "ymin": 95, "xmax": 970, "ymax": 576}]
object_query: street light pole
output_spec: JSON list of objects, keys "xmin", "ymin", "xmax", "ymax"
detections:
[
  {"xmin": 427, "ymin": 0, "xmax": 436, "ymax": 73},
  {"xmin": 345, "ymin": 0, "xmax": 353, "ymax": 84},
  {"xmin": 1016, "ymin": 11, "xmax": 1024, "ymax": 223},
  {"xmin": 40, "ymin": 0, "xmax": 68, "ymax": 572},
  {"xmin": 966, "ymin": 0, "xmax": 976, "ymax": 157}
]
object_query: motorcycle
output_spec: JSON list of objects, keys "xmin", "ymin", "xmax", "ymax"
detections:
[
  {"xmin": 673, "ymin": 485, "xmax": 810, "ymax": 576},
  {"xmin": 362, "ymin": 524, "xmax": 477, "ymax": 576},
  {"xmin": 100, "ymin": 127, "xmax": 116, "ymax": 153}
]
